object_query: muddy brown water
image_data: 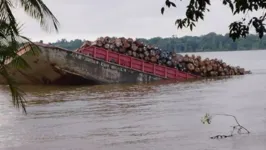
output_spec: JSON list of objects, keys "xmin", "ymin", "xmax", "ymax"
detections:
[{"xmin": 0, "ymin": 50, "xmax": 266, "ymax": 150}]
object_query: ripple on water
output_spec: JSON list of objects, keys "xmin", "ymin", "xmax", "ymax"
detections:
[{"xmin": 1, "ymin": 50, "xmax": 266, "ymax": 150}]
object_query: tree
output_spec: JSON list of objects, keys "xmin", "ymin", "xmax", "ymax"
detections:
[
  {"xmin": 0, "ymin": 0, "xmax": 59, "ymax": 113},
  {"xmin": 161, "ymin": 0, "xmax": 266, "ymax": 41}
]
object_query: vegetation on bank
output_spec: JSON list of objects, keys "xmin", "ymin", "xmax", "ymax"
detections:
[{"xmin": 50, "ymin": 32, "xmax": 266, "ymax": 52}]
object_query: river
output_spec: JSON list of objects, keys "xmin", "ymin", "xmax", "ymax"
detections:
[{"xmin": 0, "ymin": 50, "xmax": 266, "ymax": 150}]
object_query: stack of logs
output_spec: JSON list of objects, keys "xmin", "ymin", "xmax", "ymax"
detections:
[{"xmin": 81, "ymin": 36, "xmax": 250, "ymax": 77}]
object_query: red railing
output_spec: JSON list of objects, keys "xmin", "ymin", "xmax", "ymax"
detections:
[{"xmin": 77, "ymin": 46, "xmax": 199, "ymax": 80}]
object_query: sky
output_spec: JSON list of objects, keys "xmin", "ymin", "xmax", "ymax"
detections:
[{"xmin": 12, "ymin": 0, "xmax": 263, "ymax": 43}]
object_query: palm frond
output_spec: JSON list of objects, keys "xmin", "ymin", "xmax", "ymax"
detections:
[
  {"xmin": 0, "ymin": 0, "xmax": 59, "ymax": 113},
  {"xmin": 0, "ymin": 65, "xmax": 27, "ymax": 114},
  {"xmin": 0, "ymin": 37, "xmax": 34, "ymax": 70},
  {"xmin": 18, "ymin": 0, "xmax": 60, "ymax": 32},
  {"xmin": 0, "ymin": 0, "xmax": 19, "ymax": 35},
  {"xmin": 19, "ymin": 35, "xmax": 41, "ymax": 56},
  {"xmin": 0, "ymin": 20, "xmax": 40, "ymax": 114}
]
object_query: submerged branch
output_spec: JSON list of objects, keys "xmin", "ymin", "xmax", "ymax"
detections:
[
  {"xmin": 201, "ymin": 113, "xmax": 250, "ymax": 139},
  {"xmin": 212, "ymin": 113, "xmax": 250, "ymax": 134}
]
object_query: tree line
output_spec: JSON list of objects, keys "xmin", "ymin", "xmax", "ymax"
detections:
[{"xmin": 50, "ymin": 32, "xmax": 266, "ymax": 52}]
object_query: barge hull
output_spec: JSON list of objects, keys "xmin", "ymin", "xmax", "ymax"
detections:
[{"xmin": 0, "ymin": 43, "xmax": 162, "ymax": 85}]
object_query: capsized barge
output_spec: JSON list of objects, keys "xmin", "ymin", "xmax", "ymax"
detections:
[{"xmin": 0, "ymin": 43, "xmax": 199, "ymax": 85}]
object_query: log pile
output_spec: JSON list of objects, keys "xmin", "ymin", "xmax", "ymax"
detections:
[{"xmin": 81, "ymin": 36, "xmax": 250, "ymax": 77}]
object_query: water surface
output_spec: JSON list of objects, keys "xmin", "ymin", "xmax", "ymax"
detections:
[{"xmin": 0, "ymin": 50, "xmax": 266, "ymax": 150}]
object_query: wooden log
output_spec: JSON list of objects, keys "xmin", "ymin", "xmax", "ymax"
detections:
[
  {"xmin": 187, "ymin": 63, "xmax": 195, "ymax": 71},
  {"xmin": 139, "ymin": 53, "xmax": 144, "ymax": 59},
  {"xmin": 122, "ymin": 40, "xmax": 130, "ymax": 49},
  {"xmin": 155, "ymin": 54, "xmax": 160, "ymax": 60},
  {"xmin": 166, "ymin": 60, "xmax": 172, "ymax": 67},
  {"xmin": 115, "ymin": 38, "xmax": 122, "ymax": 47},
  {"xmin": 171, "ymin": 51, "xmax": 177, "ymax": 57},
  {"xmin": 222, "ymin": 62, "xmax": 227, "ymax": 68},
  {"xmin": 109, "ymin": 37, "xmax": 115, "ymax": 44},
  {"xmin": 147, "ymin": 45, "xmax": 152, "ymax": 50},
  {"xmin": 104, "ymin": 43, "xmax": 110, "ymax": 49},
  {"xmin": 239, "ymin": 68, "xmax": 245, "ymax": 75},
  {"xmin": 131, "ymin": 43, "xmax": 138, "ymax": 51},
  {"xmin": 81, "ymin": 36, "xmax": 249, "ymax": 78},
  {"xmin": 98, "ymin": 37, "xmax": 105, "ymax": 43},
  {"xmin": 158, "ymin": 59, "xmax": 163, "ymax": 65},
  {"xmin": 144, "ymin": 51, "xmax": 150, "ymax": 57},
  {"xmin": 150, "ymin": 56, "xmax": 157, "ymax": 63},
  {"xmin": 183, "ymin": 56, "xmax": 189, "ymax": 62},
  {"xmin": 137, "ymin": 48, "xmax": 143, "ymax": 53},
  {"xmin": 212, "ymin": 63, "xmax": 218, "ymax": 71},
  {"xmin": 193, "ymin": 59, "xmax": 199, "ymax": 67},
  {"xmin": 113, "ymin": 47, "xmax": 119, "ymax": 52},
  {"xmin": 80, "ymin": 41, "xmax": 92, "ymax": 48},
  {"xmin": 144, "ymin": 56, "xmax": 150, "ymax": 61},
  {"xmin": 194, "ymin": 67, "xmax": 200, "ymax": 73},
  {"xmin": 127, "ymin": 50, "xmax": 133, "ymax": 56},
  {"xmin": 150, "ymin": 49, "xmax": 156, "ymax": 57},
  {"xmin": 206, "ymin": 64, "xmax": 213, "ymax": 72},
  {"xmin": 191, "ymin": 54, "xmax": 196, "ymax": 59},
  {"xmin": 143, "ymin": 46, "xmax": 148, "ymax": 51},
  {"xmin": 210, "ymin": 71, "xmax": 218, "ymax": 76},
  {"xmin": 127, "ymin": 38, "xmax": 134, "ymax": 44},
  {"xmin": 96, "ymin": 41, "xmax": 103, "ymax": 47},
  {"xmin": 119, "ymin": 48, "xmax": 126, "ymax": 53},
  {"xmin": 132, "ymin": 51, "xmax": 137, "ymax": 57},
  {"xmin": 135, "ymin": 40, "xmax": 142, "ymax": 47},
  {"xmin": 109, "ymin": 44, "xmax": 116, "ymax": 51},
  {"xmin": 161, "ymin": 58, "xmax": 167, "ymax": 64},
  {"xmin": 104, "ymin": 36, "xmax": 110, "ymax": 43},
  {"xmin": 196, "ymin": 55, "xmax": 201, "ymax": 61}
]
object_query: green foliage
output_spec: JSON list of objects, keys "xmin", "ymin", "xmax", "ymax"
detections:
[
  {"xmin": 51, "ymin": 39, "xmax": 85, "ymax": 50},
  {"xmin": 0, "ymin": 24, "xmax": 38, "ymax": 114},
  {"xmin": 0, "ymin": 0, "xmax": 60, "ymax": 32},
  {"xmin": 51, "ymin": 32, "xmax": 266, "ymax": 52},
  {"xmin": 137, "ymin": 32, "xmax": 266, "ymax": 52},
  {"xmin": 201, "ymin": 113, "xmax": 212, "ymax": 124},
  {"xmin": 161, "ymin": 0, "xmax": 266, "ymax": 41},
  {"xmin": 0, "ymin": 0, "xmax": 59, "ymax": 113}
]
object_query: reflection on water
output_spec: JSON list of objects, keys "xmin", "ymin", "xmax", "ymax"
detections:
[{"xmin": 0, "ymin": 50, "xmax": 266, "ymax": 150}]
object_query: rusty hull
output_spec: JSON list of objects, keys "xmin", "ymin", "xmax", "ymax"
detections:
[{"xmin": 0, "ymin": 43, "xmax": 162, "ymax": 85}]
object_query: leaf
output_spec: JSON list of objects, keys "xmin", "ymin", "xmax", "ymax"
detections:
[
  {"xmin": 0, "ymin": 66, "xmax": 27, "ymax": 114},
  {"xmin": 190, "ymin": 24, "xmax": 193, "ymax": 31},
  {"xmin": 161, "ymin": 7, "xmax": 165, "ymax": 14},
  {"xmin": 229, "ymin": 2, "xmax": 234, "ymax": 12},
  {"xmin": 170, "ymin": 2, "xmax": 176, "ymax": 7},
  {"xmin": 222, "ymin": 0, "xmax": 227, "ymax": 5},
  {"xmin": 18, "ymin": 0, "xmax": 60, "ymax": 32},
  {"xmin": 165, "ymin": 0, "xmax": 171, "ymax": 7},
  {"xmin": 254, "ymin": 5, "xmax": 258, "ymax": 10},
  {"xmin": 201, "ymin": 113, "xmax": 212, "ymax": 124},
  {"xmin": 205, "ymin": 0, "xmax": 210, "ymax": 5}
]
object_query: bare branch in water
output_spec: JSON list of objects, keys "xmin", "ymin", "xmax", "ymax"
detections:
[{"xmin": 201, "ymin": 113, "xmax": 250, "ymax": 139}]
